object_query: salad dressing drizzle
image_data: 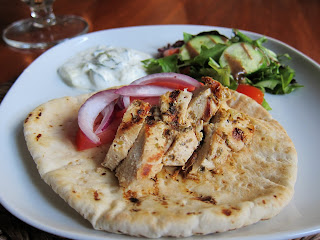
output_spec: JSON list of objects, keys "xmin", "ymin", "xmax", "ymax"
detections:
[{"xmin": 224, "ymin": 53, "xmax": 246, "ymax": 82}]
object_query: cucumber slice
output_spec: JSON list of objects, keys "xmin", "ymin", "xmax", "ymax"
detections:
[
  {"xmin": 219, "ymin": 42, "xmax": 268, "ymax": 79},
  {"xmin": 180, "ymin": 35, "xmax": 228, "ymax": 60},
  {"xmin": 261, "ymin": 46, "xmax": 278, "ymax": 63}
]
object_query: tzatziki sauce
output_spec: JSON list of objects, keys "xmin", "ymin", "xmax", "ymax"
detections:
[{"xmin": 58, "ymin": 46, "xmax": 152, "ymax": 91}]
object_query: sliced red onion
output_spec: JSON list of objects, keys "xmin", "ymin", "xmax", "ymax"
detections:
[
  {"xmin": 122, "ymin": 96, "xmax": 131, "ymax": 108},
  {"xmin": 116, "ymin": 95, "xmax": 125, "ymax": 109},
  {"xmin": 94, "ymin": 101, "xmax": 115, "ymax": 134},
  {"xmin": 115, "ymin": 84, "xmax": 174, "ymax": 97},
  {"xmin": 117, "ymin": 95, "xmax": 131, "ymax": 109},
  {"xmin": 130, "ymin": 72, "xmax": 201, "ymax": 88},
  {"xmin": 78, "ymin": 89, "xmax": 119, "ymax": 144}
]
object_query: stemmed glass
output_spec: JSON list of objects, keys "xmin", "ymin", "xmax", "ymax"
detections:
[{"xmin": 2, "ymin": 0, "xmax": 89, "ymax": 49}]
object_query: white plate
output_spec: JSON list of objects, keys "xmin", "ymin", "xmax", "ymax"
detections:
[{"xmin": 0, "ymin": 25, "xmax": 319, "ymax": 240}]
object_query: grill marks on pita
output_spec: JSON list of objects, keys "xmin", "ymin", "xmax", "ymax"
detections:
[{"xmin": 103, "ymin": 77, "xmax": 255, "ymax": 188}]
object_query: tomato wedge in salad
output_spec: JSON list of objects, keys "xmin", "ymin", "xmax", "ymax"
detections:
[
  {"xmin": 236, "ymin": 84, "xmax": 264, "ymax": 105},
  {"xmin": 163, "ymin": 48, "xmax": 180, "ymax": 57}
]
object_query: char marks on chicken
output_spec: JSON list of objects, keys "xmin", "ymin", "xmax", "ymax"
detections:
[{"xmin": 102, "ymin": 100, "xmax": 151, "ymax": 171}]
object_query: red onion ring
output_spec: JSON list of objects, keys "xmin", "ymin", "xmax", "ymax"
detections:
[
  {"xmin": 117, "ymin": 95, "xmax": 131, "ymax": 109},
  {"xmin": 130, "ymin": 72, "xmax": 201, "ymax": 88},
  {"xmin": 78, "ymin": 89, "xmax": 119, "ymax": 144},
  {"xmin": 94, "ymin": 101, "xmax": 115, "ymax": 134},
  {"xmin": 115, "ymin": 85, "xmax": 174, "ymax": 97},
  {"xmin": 122, "ymin": 96, "xmax": 131, "ymax": 108}
]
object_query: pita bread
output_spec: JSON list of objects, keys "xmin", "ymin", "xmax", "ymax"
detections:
[{"xmin": 23, "ymin": 90, "xmax": 297, "ymax": 238}]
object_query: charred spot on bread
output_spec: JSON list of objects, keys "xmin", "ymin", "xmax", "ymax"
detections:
[
  {"xmin": 222, "ymin": 209, "xmax": 232, "ymax": 216},
  {"xmin": 36, "ymin": 133, "xmax": 42, "ymax": 141},
  {"xmin": 196, "ymin": 196, "xmax": 217, "ymax": 205},
  {"xmin": 25, "ymin": 113, "xmax": 33, "ymax": 123},
  {"xmin": 93, "ymin": 190, "xmax": 101, "ymax": 201},
  {"xmin": 129, "ymin": 197, "xmax": 140, "ymax": 204}
]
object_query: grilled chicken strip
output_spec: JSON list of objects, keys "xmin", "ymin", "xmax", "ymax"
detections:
[
  {"xmin": 212, "ymin": 107, "xmax": 255, "ymax": 152},
  {"xmin": 187, "ymin": 86, "xmax": 219, "ymax": 123},
  {"xmin": 162, "ymin": 126, "xmax": 199, "ymax": 166},
  {"xmin": 102, "ymin": 100, "xmax": 151, "ymax": 171},
  {"xmin": 188, "ymin": 123, "xmax": 231, "ymax": 175},
  {"xmin": 115, "ymin": 116, "xmax": 174, "ymax": 187},
  {"xmin": 187, "ymin": 77, "xmax": 231, "ymax": 123},
  {"xmin": 189, "ymin": 107, "xmax": 254, "ymax": 175},
  {"xmin": 186, "ymin": 78, "xmax": 232, "ymax": 145},
  {"xmin": 160, "ymin": 89, "xmax": 192, "ymax": 127},
  {"xmin": 160, "ymin": 89, "xmax": 200, "ymax": 166}
]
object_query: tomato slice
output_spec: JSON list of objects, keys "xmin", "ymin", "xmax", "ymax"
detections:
[
  {"xmin": 76, "ymin": 115, "xmax": 122, "ymax": 151},
  {"xmin": 147, "ymin": 81, "xmax": 196, "ymax": 92},
  {"xmin": 236, "ymin": 84, "xmax": 264, "ymax": 105},
  {"xmin": 163, "ymin": 48, "xmax": 180, "ymax": 57}
]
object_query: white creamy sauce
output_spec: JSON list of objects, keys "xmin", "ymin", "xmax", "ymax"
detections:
[{"xmin": 58, "ymin": 46, "xmax": 152, "ymax": 91}]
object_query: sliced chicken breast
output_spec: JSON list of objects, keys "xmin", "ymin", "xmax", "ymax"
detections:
[
  {"xmin": 115, "ymin": 118, "xmax": 174, "ymax": 187},
  {"xmin": 160, "ymin": 89, "xmax": 192, "ymax": 126},
  {"xmin": 211, "ymin": 107, "xmax": 254, "ymax": 152},
  {"xmin": 189, "ymin": 107, "xmax": 254, "ymax": 175},
  {"xmin": 162, "ymin": 126, "xmax": 199, "ymax": 166},
  {"xmin": 187, "ymin": 78, "xmax": 231, "ymax": 123},
  {"xmin": 187, "ymin": 86, "xmax": 219, "ymax": 123},
  {"xmin": 102, "ymin": 100, "xmax": 151, "ymax": 171}
]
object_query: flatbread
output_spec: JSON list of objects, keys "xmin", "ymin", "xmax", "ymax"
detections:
[{"xmin": 23, "ymin": 90, "xmax": 297, "ymax": 238}]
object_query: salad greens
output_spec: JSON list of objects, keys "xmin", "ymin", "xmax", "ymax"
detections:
[{"xmin": 142, "ymin": 29, "xmax": 303, "ymax": 109}]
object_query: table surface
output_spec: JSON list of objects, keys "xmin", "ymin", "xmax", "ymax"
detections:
[{"xmin": 0, "ymin": 0, "xmax": 319, "ymax": 239}]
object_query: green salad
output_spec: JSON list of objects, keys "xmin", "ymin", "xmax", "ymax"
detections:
[{"xmin": 142, "ymin": 29, "xmax": 303, "ymax": 110}]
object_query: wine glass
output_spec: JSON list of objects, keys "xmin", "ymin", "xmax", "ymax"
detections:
[{"xmin": 2, "ymin": 0, "xmax": 89, "ymax": 49}]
